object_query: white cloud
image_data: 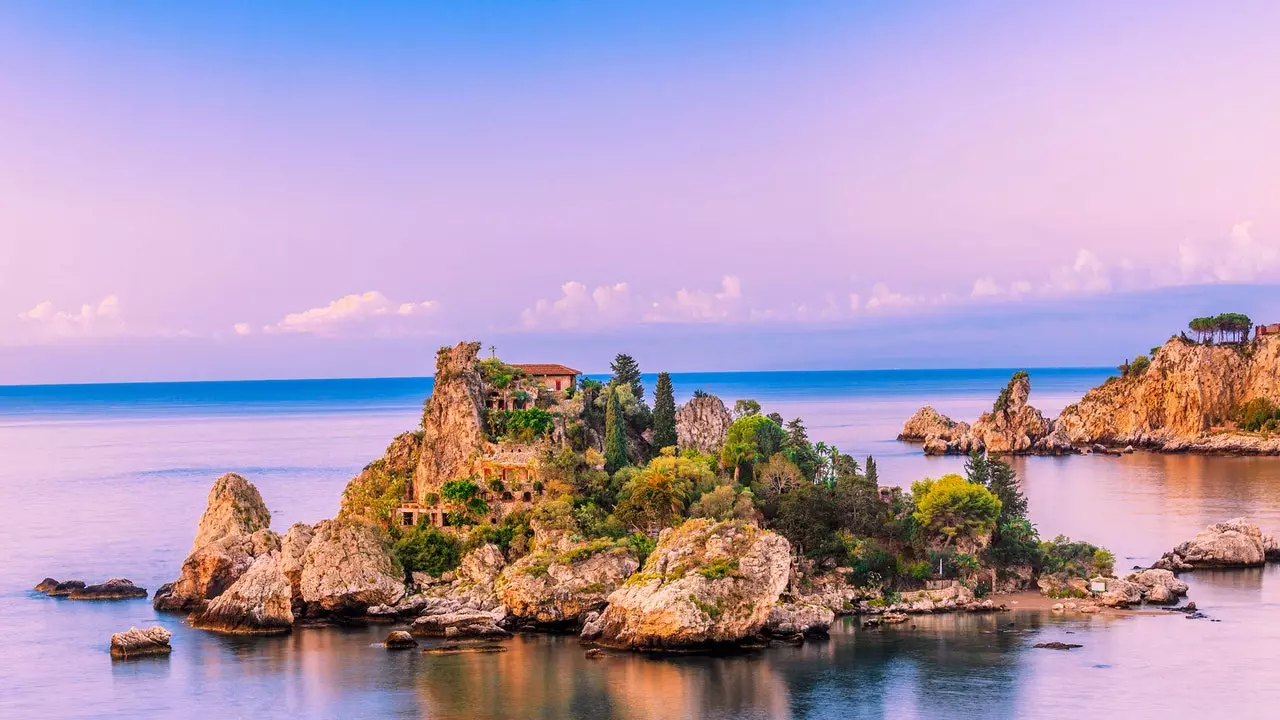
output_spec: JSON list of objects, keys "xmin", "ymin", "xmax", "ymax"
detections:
[
  {"xmin": 520, "ymin": 281, "xmax": 635, "ymax": 330},
  {"xmin": 17, "ymin": 295, "xmax": 124, "ymax": 338},
  {"xmin": 863, "ymin": 283, "xmax": 953, "ymax": 312},
  {"xmin": 1177, "ymin": 221, "xmax": 1280, "ymax": 284},
  {"xmin": 233, "ymin": 322, "xmax": 253, "ymax": 335},
  {"xmin": 259, "ymin": 291, "xmax": 440, "ymax": 336},
  {"xmin": 644, "ymin": 275, "xmax": 743, "ymax": 322}
]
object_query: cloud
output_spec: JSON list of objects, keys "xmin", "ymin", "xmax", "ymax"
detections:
[
  {"xmin": 862, "ymin": 283, "xmax": 954, "ymax": 312},
  {"xmin": 17, "ymin": 295, "xmax": 125, "ymax": 338},
  {"xmin": 644, "ymin": 275, "xmax": 743, "ymax": 322},
  {"xmin": 1177, "ymin": 221, "xmax": 1280, "ymax": 284},
  {"xmin": 233, "ymin": 322, "xmax": 253, "ymax": 335},
  {"xmin": 258, "ymin": 291, "xmax": 440, "ymax": 336},
  {"xmin": 522, "ymin": 276, "xmax": 748, "ymax": 329}
]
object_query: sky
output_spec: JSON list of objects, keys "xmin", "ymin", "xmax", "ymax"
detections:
[{"xmin": 2, "ymin": 1, "xmax": 1279, "ymax": 383}]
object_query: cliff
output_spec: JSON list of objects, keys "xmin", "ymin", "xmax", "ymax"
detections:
[
  {"xmin": 901, "ymin": 335, "xmax": 1280, "ymax": 455},
  {"xmin": 414, "ymin": 342, "xmax": 490, "ymax": 494}
]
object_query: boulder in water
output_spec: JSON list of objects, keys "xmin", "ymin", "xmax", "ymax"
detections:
[
  {"xmin": 110, "ymin": 626, "xmax": 172, "ymax": 659},
  {"xmin": 1153, "ymin": 518, "xmax": 1279, "ymax": 571},
  {"xmin": 190, "ymin": 552, "xmax": 293, "ymax": 634},
  {"xmin": 66, "ymin": 578, "xmax": 147, "ymax": 601},
  {"xmin": 298, "ymin": 520, "xmax": 405, "ymax": 615}
]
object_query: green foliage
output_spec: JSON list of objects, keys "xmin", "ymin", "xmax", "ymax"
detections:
[
  {"xmin": 773, "ymin": 483, "xmax": 845, "ymax": 560},
  {"xmin": 720, "ymin": 414, "xmax": 783, "ymax": 483},
  {"xmin": 992, "ymin": 371, "xmax": 1028, "ymax": 413},
  {"xmin": 840, "ymin": 533, "xmax": 899, "ymax": 588},
  {"xmin": 1126, "ymin": 354, "xmax": 1151, "ymax": 376},
  {"xmin": 339, "ymin": 462, "xmax": 409, "ymax": 530},
  {"xmin": 1189, "ymin": 313, "xmax": 1252, "ymax": 343},
  {"xmin": 619, "ymin": 532, "xmax": 657, "ymax": 565},
  {"xmin": 1235, "ymin": 398, "xmax": 1280, "ymax": 433},
  {"xmin": 697, "ymin": 558, "xmax": 741, "ymax": 580},
  {"xmin": 987, "ymin": 457, "xmax": 1028, "ymax": 524},
  {"xmin": 1093, "ymin": 548, "xmax": 1115, "ymax": 577},
  {"xmin": 905, "ymin": 560, "xmax": 932, "ymax": 581},
  {"xmin": 864, "ymin": 456, "xmax": 878, "ymax": 486},
  {"xmin": 781, "ymin": 418, "xmax": 819, "ymax": 482},
  {"xmin": 1038, "ymin": 535, "xmax": 1111, "ymax": 578},
  {"xmin": 733, "ymin": 398, "xmax": 762, "ymax": 418},
  {"xmin": 910, "ymin": 474, "xmax": 1002, "ymax": 546},
  {"xmin": 394, "ymin": 525, "xmax": 461, "ymax": 577},
  {"xmin": 440, "ymin": 478, "xmax": 489, "ymax": 525},
  {"xmin": 487, "ymin": 477, "xmax": 505, "ymax": 492},
  {"xmin": 479, "ymin": 358, "xmax": 527, "ymax": 390},
  {"xmin": 489, "ymin": 408, "xmax": 555, "ymax": 442},
  {"xmin": 986, "ymin": 517, "xmax": 1042, "ymax": 567},
  {"xmin": 612, "ymin": 455, "xmax": 705, "ymax": 533},
  {"xmin": 651, "ymin": 372, "xmax": 678, "ymax": 450},
  {"xmin": 689, "ymin": 594, "xmax": 722, "ymax": 621},
  {"xmin": 609, "ymin": 353, "xmax": 645, "ymax": 403},
  {"xmin": 468, "ymin": 510, "xmax": 533, "ymax": 559},
  {"xmin": 604, "ymin": 386, "xmax": 628, "ymax": 474},
  {"xmin": 690, "ymin": 483, "xmax": 756, "ymax": 522}
]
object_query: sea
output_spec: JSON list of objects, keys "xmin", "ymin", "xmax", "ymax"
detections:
[{"xmin": 2, "ymin": 368, "xmax": 1279, "ymax": 719}]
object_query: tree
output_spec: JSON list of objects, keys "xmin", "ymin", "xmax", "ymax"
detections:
[
  {"xmin": 393, "ymin": 525, "xmax": 461, "ymax": 577},
  {"xmin": 610, "ymin": 353, "xmax": 644, "ymax": 401},
  {"xmin": 782, "ymin": 418, "xmax": 819, "ymax": 482},
  {"xmin": 604, "ymin": 387, "xmax": 628, "ymax": 474},
  {"xmin": 439, "ymin": 478, "xmax": 489, "ymax": 526},
  {"xmin": 734, "ymin": 399, "xmax": 762, "ymax": 419},
  {"xmin": 651, "ymin": 372, "xmax": 677, "ymax": 450},
  {"xmin": 864, "ymin": 455, "xmax": 879, "ymax": 486},
  {"xmin": 719, "ymin": 414, "xmax": 783, "ymax": 483},
  {"xmin": 964, "ymin": 450, "xmax": 990, "ymax": 487},
  {"xmin": 612, "ymin": 455, "xmax": 705, "ymax": 534},
  {"xmin": 987, "ymin": 457, "xmax": 1028, "ymax": 523},
  {"xmin": 910, "ymin": 474, "xmax": 1002, "ymax": 547},
  {"xmin": 755, "ymin": 453, "xmax": 804, "ymax": 502}
]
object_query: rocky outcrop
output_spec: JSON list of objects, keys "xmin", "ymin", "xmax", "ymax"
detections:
[
  {"xmin": 298, "ymin": 520, "xmax": 405, "ymax": 615},
  {"xmin": 154, "ymin": 474, "xmax": 279, "ymax": 612},
  {"xmin": 1126, "ymin": 568, "xmax": 1189, "ymax": 604},
  {"xmin": 279, "ymin": 522, "xmax": 315, "ymax": 600},
  {"xmin": 497, "ymin": 541, "xmax": 640, "ymax": 627},
  {"xmin": 65, "ymin": 578, "xmax": 148, "ymax": 601},
  {"xmin": 191, "ymin": 552, "xmax": 294, "ymax": 634},
  {"xmin": 384, "ymin": 630, "xmax": 418, "ymax": 649},
  {"xmin": 900, "ymin": 373, "xmax": 1056, "ymax": 455},
  {"xmin": 1153, "ymin": 518, "xmax": 1280, "ymax": 571},
  {"xmin": 412, "ymin": 342, "xmax": 489, "ymax": 497},
  {"xmin": 764, "ymin": 601, "xmax": 834, "ymax": 637},
  {"xmin": 338, "ymin": 433, "xmax": 422, "ymax": 528},
  {"xmin": 676, "ymin": 395, "xmax": 733, "ymax": 454},
  {"xmin": 1054, "ymin": 336, "xmax": 1280, "ymax": 453},
  {"xmin": 35, "ymin": 579, "xmax": 85, "ymax": 597},
  {"xmin": 110, "ymin": 626, "xmax": 172, "ymax": 659},
  {"xmin": 410, "ymin": 605, "xmax": 509, "ymax": 638},
  {"xmin": 587, "ymin": 520, "xmax": 791, "ymax": 650}
]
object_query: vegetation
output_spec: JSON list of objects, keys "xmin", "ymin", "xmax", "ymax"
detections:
[
  {"xmin": 604, "ymin": 386, "xmax": 628, "ymax": 474},
  {"xmin": 1188, "ymin": 313, "xmax": 1252, "ymax": 343},
  {"xmin": 910, "ymin": 474, "xmax": 1002, "ymax": 547},
  {"xmin": 720, "ymin": 414, "xmax": 783, "ymax": 483},
  {"xmin": 992, "ymin": 370, "xmax": 1028, "ymax": 413},
  {"xmin": 440, "ymin": 479, "xmax": 489, "ymax": 526},
  {"xmin": 489, "ymin": 408, "xmax": 555, "ymax": 442},
  {"xmin": 1118, "ymin": 354, "xmax": 1151, "ymax": 378},
  {"xmin": 651, "ymin": 372, "xmax": 677, "ymax": 450},
  {"xmin": 1235, "ymin": 398, "xmax": 1280, "ymax": 433},
  {"xmin": 394, "ymin": 524, "xmax": 461, "ymax": 577},
  {"xmin": 609, "ymin": 353, "xmax": 645, "ymax": 404},
  {"xmin": 479, "ymin": 358, "xmax": 528, "ymax": 390}
]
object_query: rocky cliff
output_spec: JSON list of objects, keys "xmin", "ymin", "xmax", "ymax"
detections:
[
  {"xmin": 1054, "ymin": 336, "xmax": 1280, "ymax": 452},
  {"xmin": 901, "ymin": 336, "xmax": 1280, "ymax": 455},
  {"xmin": 675, "ymin": 394, "xmax": 732, "ymax": 454},
  {"xmin": 413, "ymin": 342, "xmax": 490, "ymax": 496}
]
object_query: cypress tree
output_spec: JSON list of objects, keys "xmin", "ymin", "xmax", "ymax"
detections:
[
  {"xmin": 987, "ymin": 457, "xmax": 1028, "ymax": 522},
  {"xmin": 604, "ymin": 386, "xmax": 628, "ymax": 474},
  {"xmin": 609, "ymin": 353, "xmax": 644, "ymax": 401},
  {"xmin": 964, "ymin": 449, "xmax": 991, "ymax": 487},
  {"xmin": 651, "ymin": 372, "xmax": 677, "ymax": 450},
  {"xmin": 865, "ymin": 455, "xmax": 878, "ymax": 486}
]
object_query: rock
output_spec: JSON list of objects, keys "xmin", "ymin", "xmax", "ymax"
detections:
[
  {"xmin": 1153, "ymin": 518, "xmax": 1279, "ymax": 570},
  {"xmin": 339, "ymin": 433, "xmax": 423, "ymax": 526},
  {"xmin": 1079, "ymin": 605, "xmax": 1100, "ymax": 614},
  {"xmin": 902, "ymin": 373, "xmax": 1055, "ymax": 455},
  {"xmin": 1034, "ymin": 641, "xmax": 1082, "ymax": 650},
  {"xmin": 496, "ymin": 540, "xmax": 639, "ymax": 627},
  {"xmin": 110, "ymin": 626, "xmax": 172, "ymax": 659},
  {"xmin": 898, "ymin": 406, "xmax": 957, "ymax": 442},
  {"xmin": 367, "ymin": 594, "xmax": 435, "ymax": 620},
  {"xmin": 1126, "ymin": 568, "xmax": 1189, "ymax": 604},
  {"xmin": 1051, "ymin": 603, "xmax": 1064, "ymax": 612},
  {"xmin": 411, "ymin": 608, "xmax": 509, "ymax": 638},
  {"xmin": 676, "ymin": 394, "xmax": 733, "ymax": 454},
  {"xmin": 279, "ymin": 522, "xmax": 315, "ymax": 596},
  {"xmin": 154, "ymin": 474, "xmax": 278, "ymax": 612},
  {"xmin": 384, "ymin": 630, "xmax": 418, "ymax": 649},
  {"xmin": 412, "ymin": 342, "xmax": 490, "ymax": 496},
  {"xmin": 765, "ymin": 601, "xmax": 835, "ymax": 637},
  {"xmin": 35, "ymin": 579, "xmax": 85, "ymax": 597},
  {"xmin": 862, "ymin": 612, "xmax": 908, "ymax": 627},
  {"xmin": 584, "ymin": 648, "xmax": 605, "ymax": 659},
  {"xmin": 1053, "ymin": 336, "xmax": 1280, "ymax": 454},
  {"xmin": 190, "ymin": 552, "xmax": 293, "ymax": 634},
  {"xmin": 298, "ymin": 520, "xmax": 405, "ymax": 615},
  {"xmin": 890, "ymin": 582, "xmax": 976, "ymax": 613},
  {"xmin": 422, "ymin": 643, "xmax": 507, "ymax": 655},
  {"xmin": 66, "ymin": 578, "xmax": 147, "ymax": 601},
  {"xmin": 1091, "ymin": 576, "xmax": 1144, "ymax": 607},
  {"xmin": 592, "ymin": 520, "xmax": 791, "ymax": 651}
]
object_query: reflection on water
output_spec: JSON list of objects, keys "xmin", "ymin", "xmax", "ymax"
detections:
[{"xmin": 4, "ymin": 373, "xmax": 1280, "ymax": 718}]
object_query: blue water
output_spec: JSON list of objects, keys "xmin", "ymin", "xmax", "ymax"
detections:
[{"xmin": 4, "ymin": 367, "xmax": 1280, "ymax": 719}]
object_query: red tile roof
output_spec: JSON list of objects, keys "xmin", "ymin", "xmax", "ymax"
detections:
[{"xmin": 511, "ymin": 363, "xmax": 581, "ymax": 376}]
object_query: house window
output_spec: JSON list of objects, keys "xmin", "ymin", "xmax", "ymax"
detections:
[
  {"xmin": 522, "ymin": 492, "xmax": 532, "ymax": 502},
  {"xmin": 402, "ymin": 512, "xmax": 414, "ymax": 526},
  {"xmin": 502, "ymin": 491, "xmax": 513, "ymax": 501}
]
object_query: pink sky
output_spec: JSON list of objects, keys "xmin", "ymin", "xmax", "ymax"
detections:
[{"xmin": 2, "ymin": 1, "xmax": 1278, "ymax": 382}]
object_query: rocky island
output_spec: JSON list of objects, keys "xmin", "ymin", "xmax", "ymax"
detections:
[
  {"xmin": 147, "ymin": 340, "xmax": 1209, "ymax": 652},
  {"xmin": 901, "ymin": 316, "xmax": 1280, "ymax": 455}
]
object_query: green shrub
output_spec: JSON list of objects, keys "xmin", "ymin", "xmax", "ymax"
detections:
[
  {"xmin": 697, "ymin": 558, "xmax": 741, "ymax": 580},
  {"xmin": 905, "ymin": 560, "xmax": 933, "ymax": 581},
  {"xmin": 1236, "ymin": 398, "xmax": 1280, "ymax": 433},
  {"xmin": 393, "ymin": 525, "xmax": 461, "ymax": 577},
  {"xmin": 489, "ymin": 408, "xmax": 555, "ymax": 442},
  {"xmin": 840, "ymin": 534, "xmax": 899, "ymax": 588}
]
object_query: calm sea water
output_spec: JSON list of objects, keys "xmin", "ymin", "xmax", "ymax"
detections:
[{"xmin": 3, "ymin": 369, "xmax": 1280, "ymax": 719}]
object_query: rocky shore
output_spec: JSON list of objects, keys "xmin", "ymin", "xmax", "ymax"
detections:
[{"xmin": 900, "ymin": 335, "xmax": 1280, "ymax": 456}]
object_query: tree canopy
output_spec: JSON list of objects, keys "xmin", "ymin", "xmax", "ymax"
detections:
[
  {"xmin": 651, "ymin": 372, "xmax": 677, "ymax": 450},
  {"xmin": 910, "ymin": 474, "xmax": 1002, "ymax": 547},
  {"xmin": 604, "ymin": 386, "xmax": 628, "ymax": 474},
  {"xmin": 1188, "ymin": 313, "xmax": 1252, "ymax": 343},
  {"xmin": 609, "ymin": 353, "xmax": 644, "ymax": 401}
]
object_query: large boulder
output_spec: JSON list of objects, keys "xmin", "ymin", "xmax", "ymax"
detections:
[
  {"xmin": 65, "ymin": 578, "xmax": 148, "ymax": 601},
  {"xmin": 35, "ymin": 579, "xmax": 85, "ymax": 597},
  {"xmin": 110, "ymin": 626, "xmax": 172, "ymax": 659},
  {"xmin": 497, "ymin": 540, "xmax": 640, "ymax": 627},
  {"xmin": 1153, "ymin": 518, "xmax": 1279, "ymax": 571},
  {"xmin": 410, "ymin": 606, "xmax": 509, "ymax": 638},
  {"xmin": 154, "ymin": 474, "xmax": 277, "ymax": 612},
  {"xmin": 588, "ymin": 520, "xmax": 791, "ymax": 651},
  {"xmin": 765, "ymin": 601, "xmax": 835, "ymax": 637},
  {"xmin": 676, "ymin": 395, "xmax": 733, "ymax": 454},
  {"xmin": 1126, "ymin": 568, "xmax": 1189, "ymax": 605},
  {"xmin": 279, "ymin": 522, "xmax": 315, "ymax": 599},
  {"xmin": 898, "ymin": 406, "xmax": 957, "ymax": 442},
  {"xmin": 298, "ymin": 520, "xmax": 405, "ymax": 615},
  {"xmin": 190, "ymin": 552, "xmax": 294, "ymax": 634}
]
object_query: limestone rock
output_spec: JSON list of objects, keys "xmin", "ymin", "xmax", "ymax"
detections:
[
  {"xmin": 1153, "ymin": 518, "xmax": 1279, "ymax": 570},
  {"xmin": 191, "ymin": 552, "xmax": 294, "ymax": 634},
  {"xmin": 410, "ymin": 607, "xmax": 509, "ymax": 638},
  {"xmin": 110, "ymin": 626, "xmax": 172, "ymax": 659},
  {"xmin": 384, "ymin": 630, "xmax": 418, "ymax": 649},
  {"xmin": 35, "ymin": 579, "xmax": 85, "ymax": 597},
  {"xmin": 1092, "ymin": 576, "xmax": 1144, "ymax": 607},
  {"xmin": 298, "ymin": 520, "xmax": 405, "ymax": 615},
  {"xmin": 1126, "ymin": 568, "xmax": 1189, "ymax": 604},
  {"xmin": 592, "ymin": 520, "xmax": 791, "ymax": 651},
  {"xmin": 676, "ymin": 395, "xmax": 733, "ymax": 454},
  {"xmin": 412, "ymin": 342, "xmax": 490, "ymax": 497},
  {"xmin": 338, "ymin": 433, "xmax": 422, "ymax": 528},
  {"xmin": 154, "ymin": 474, "xmax": 278, "ymax": 612},
  {"xmin": 279, "ymin": 522, "xmax": 315, "ymax": 598},
  {"xmin": 890, "ymin": 582, "xmax": 977, "ymax": 613},
  {"xmin": 66, "ymin": 578, "xmax": 148, "ymax": 601},
  {"xmin": 497, "ymin": 541, "xmax": 639, "ymax": 627},
  {"xmin": 765, "ymin": 601, "xmax": 834, "ymax": 636},
  {"xmin": 898, "ymin": 406, "xmax": 957, "ymax": 442}
]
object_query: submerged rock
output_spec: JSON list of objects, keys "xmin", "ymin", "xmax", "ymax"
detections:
[
  {"xmin": 110, "ymin": 626, "xmax": 172, "ymax": 659},
  {"xmin": 591, "ymin": 520, "xmax": 791, "ymax": 651},
  {"xmin": 34, "ymin": 579, "xmax": 85, "ymax": 597},
  {"xmin": 1034, "ymin": 641, "xmax": 1082, "ymax": 650},
  {"xmin": 1153, "ymin": 518, "xmax": 1279, "ymax": 571},
  {"xmin": 410, "ymin": 607, "xmax": 509, "ymax": 638},
  {"xmin": 190, "ymin": 552, "xmax": 293, "ymax": 634},
  {"xmin": 66, "ymin": 578, "xmax": 148, "ymax": 601},
  {"xmin": 384, "ymin": 630, "xmax": 418, "ymax": 649}
]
